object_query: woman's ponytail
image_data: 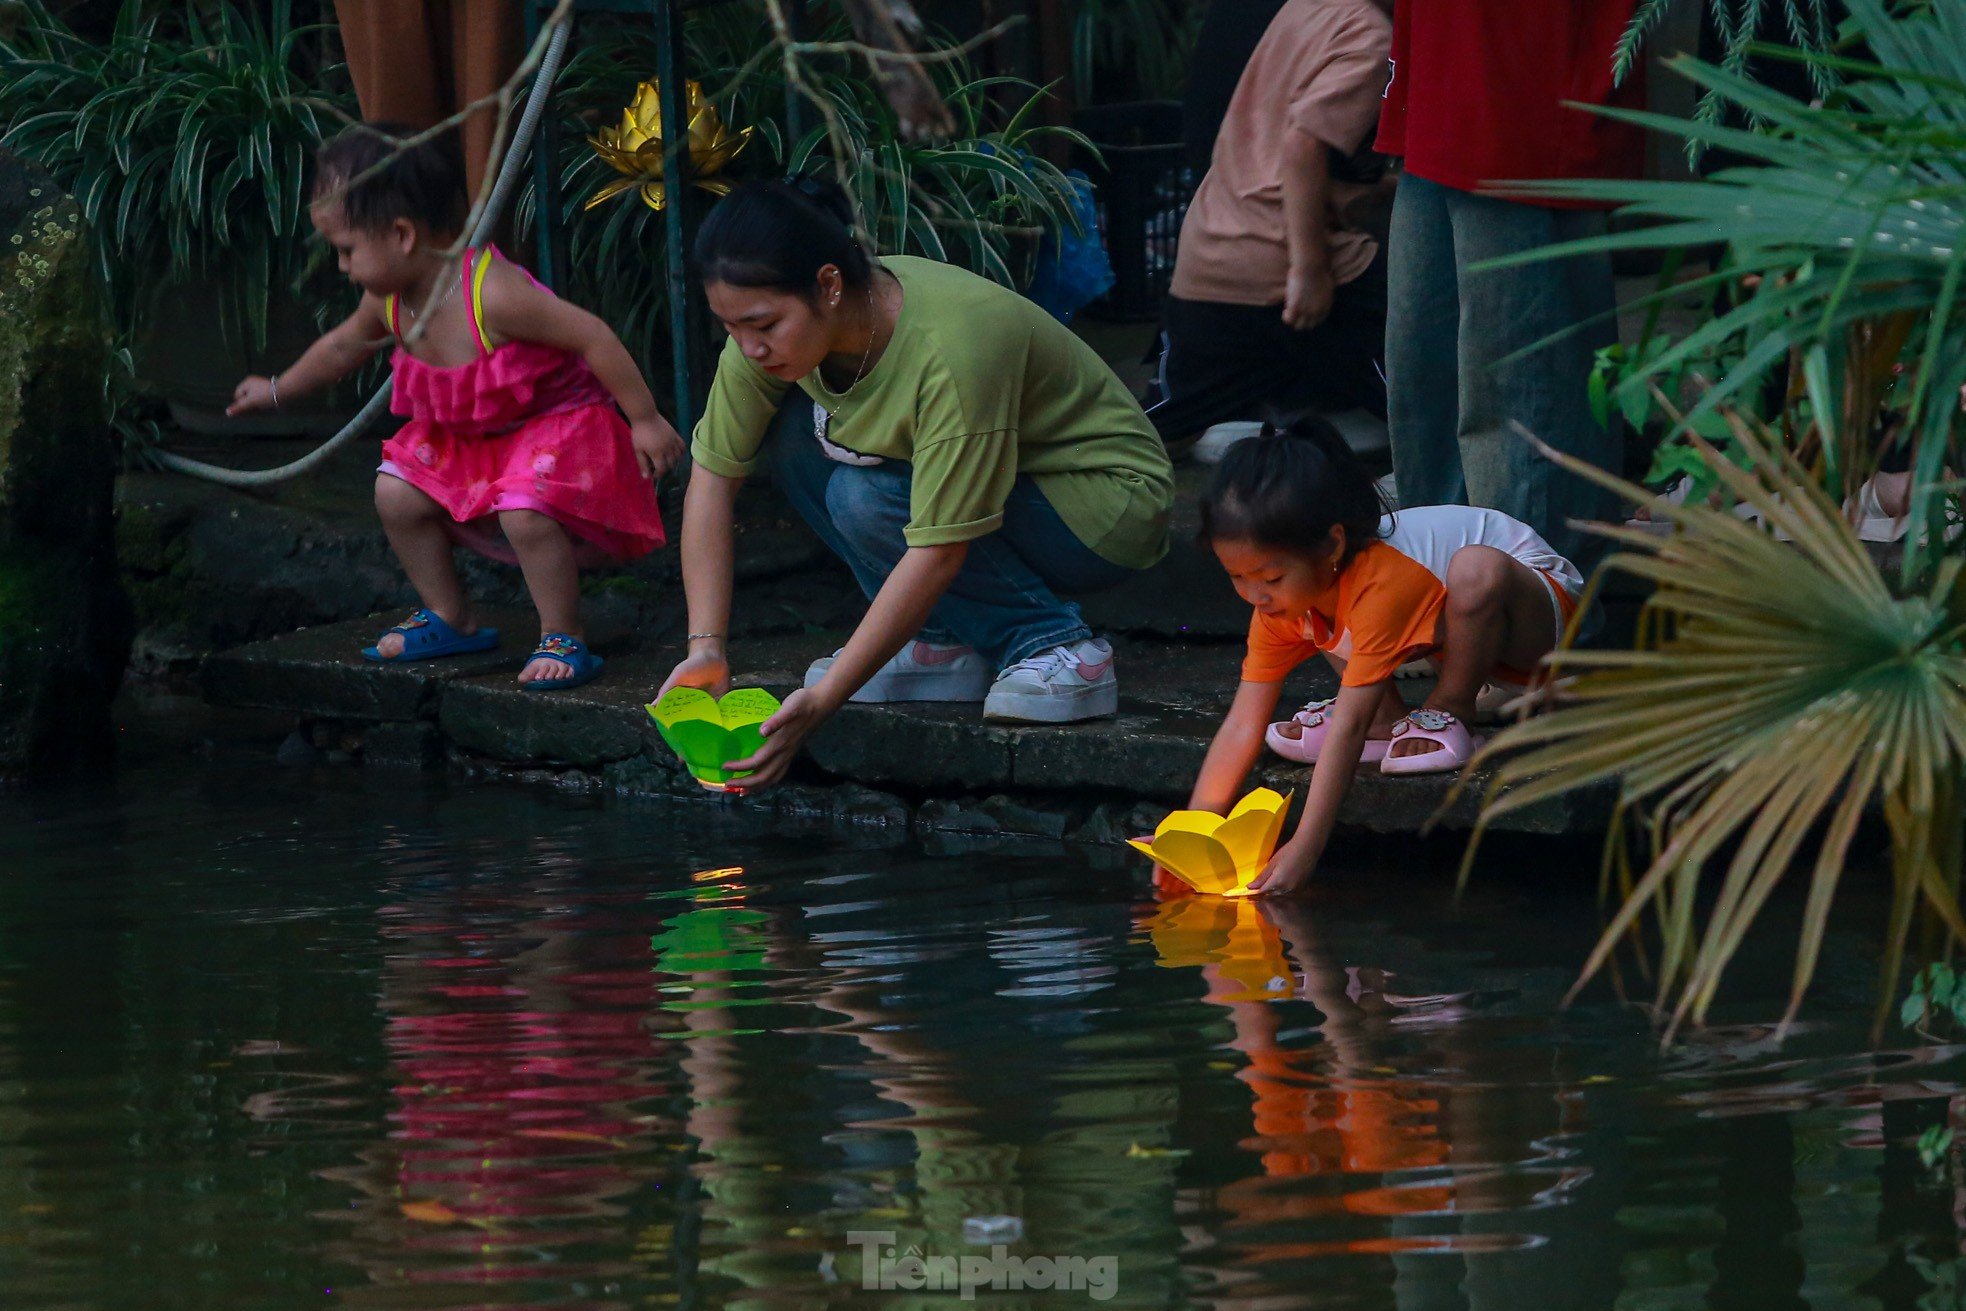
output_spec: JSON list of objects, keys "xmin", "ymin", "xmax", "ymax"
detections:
[{"xmin": 695, "ymin": 174, "xmax": 873, "ymax": 294}]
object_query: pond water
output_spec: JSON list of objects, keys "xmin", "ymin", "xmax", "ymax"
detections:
[{"xmin": 3, "ymin": 700, "xmax": 1965, "ymax": 1310}]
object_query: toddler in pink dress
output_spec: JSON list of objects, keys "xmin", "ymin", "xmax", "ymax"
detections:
[{"xmin": 230, "ymin": 123, "xmax": 683, "ymax": 690}]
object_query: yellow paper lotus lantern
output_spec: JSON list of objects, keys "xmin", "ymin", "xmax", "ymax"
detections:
[
  {"xmin": 1126, "ymin": 788, "xmax": 1293, "ymax": 897},
  {"xmin": 586, "ymin": 78, "xmax": 754, "ymax": 211}
]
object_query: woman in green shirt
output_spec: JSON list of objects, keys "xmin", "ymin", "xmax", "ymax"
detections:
[{"xmin": 657, "ymin": 176, "xmax": 1175, "ymax": 791}]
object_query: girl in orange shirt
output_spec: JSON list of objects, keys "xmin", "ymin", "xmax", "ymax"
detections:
[{"xmin": 1190, "ymin": 419, "xmax": 1582, "ymax": 895}]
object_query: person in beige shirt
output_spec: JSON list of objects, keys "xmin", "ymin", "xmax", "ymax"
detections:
[{"xmin": 1144, "ymin": 0, "xmax": 1393, "ymax": 455}]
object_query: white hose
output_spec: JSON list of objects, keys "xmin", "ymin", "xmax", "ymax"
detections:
[{"xmin": 151, "ymin": 14, "xmax": 574, "ymax": 487}]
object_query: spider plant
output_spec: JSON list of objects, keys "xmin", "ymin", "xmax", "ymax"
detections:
[
  {"xmin": 530, "ymin": 1, "xmax": 1094, "ymax": 366},
  {"xmin": 785, "ymin": 77, "xmax": 1095, "ymax": 290},
  {"xmin": 0, "ymin": 0, "xmax": 349, "ymax": 352}
]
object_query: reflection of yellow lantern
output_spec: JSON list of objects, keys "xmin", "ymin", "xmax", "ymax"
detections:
[
  {"xmin": 1142, "ymin": 897, "xmax": 1293, "ymax": 1002},
  {"xmin": 1127, "ymin": 788, "xmax": 1292, "ymax": 897},
  {"xmin": 586, "ymin": 78, "xmax": 754, "ymax": 211}
]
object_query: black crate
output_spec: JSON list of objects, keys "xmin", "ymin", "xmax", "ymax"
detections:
[{"xmin": 1073, "ymin": 101, "xmax": 1197, "ymax": 322}]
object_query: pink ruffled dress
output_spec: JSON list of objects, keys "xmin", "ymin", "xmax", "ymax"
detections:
[{"xmin": 377, "ymin": 247, "xmax": 665, "ymax": 567}]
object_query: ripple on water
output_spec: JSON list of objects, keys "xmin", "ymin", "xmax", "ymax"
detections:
[{"xmin": 4, "ymin": 707, "xmax": 1966, "ymax": 1308}]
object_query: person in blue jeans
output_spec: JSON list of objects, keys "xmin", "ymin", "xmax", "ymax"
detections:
[
  {"xmin": 758, "ymin": 393, "xmax": 1138, "ymax": 670},
  {"xmin": 657, "ymin": 177, "xmax": 1174, "ymax": 791},
  {"xmin": 1383, "ymin": 178, "xmax": 1621, "ymax": 572},
  {"xmin": 1374, "ymin": 0, "xmax": 1647, "ymax": 576}
]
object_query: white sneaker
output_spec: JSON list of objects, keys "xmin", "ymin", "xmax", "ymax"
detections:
[
  {"xmin": 804, "ymin": 640, "xmax": 991, "ymax": 703},
  {"xmin": 1192, "ymin": 421, "xmax": 1264, "ymax": 465},
  {"xmin": 983, "ymin": 637, "xmax": 1119, "ymax": 723}
]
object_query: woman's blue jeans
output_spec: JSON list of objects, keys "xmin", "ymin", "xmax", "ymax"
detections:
[
  {"xmin": 762, "ymin": 396, "xmax": 1135, "ymax": 670},
  {"xmin": 1385, "ymin": 174, "xmax": 1622, "ymax": 576}
]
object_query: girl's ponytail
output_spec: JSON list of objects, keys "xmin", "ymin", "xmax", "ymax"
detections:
[{"xmin": 1198, "ymin": 414, "xmax": 1388, "ymax": 564}]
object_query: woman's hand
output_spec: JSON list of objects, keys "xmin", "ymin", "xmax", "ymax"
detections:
[
  {"xmin": 657, "ymin": 646, "xmax": 731, "ymax": 701},
  {"xmin": 1248, "ymin": 834, "xmax": 1318, "ymax": 897},
  {"xmin": 227, "ymin": 375, "xmax": 277, "ymax": 416},
  {"xmin": 632, "ymin": 415, "xmax": 686, "ymax": 481},
  {"xmin": 721, "ymin": 687, "xmax": 832, "ymax": 794}
]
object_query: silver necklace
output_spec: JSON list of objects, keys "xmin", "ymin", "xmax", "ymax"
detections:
[
  {"xmin": 816, "ymin": 280, "xmax": 880, "ymax": 413},
  {"xmin": 400, "ymin": 265, "xmax": 460, "ymax": 325}
]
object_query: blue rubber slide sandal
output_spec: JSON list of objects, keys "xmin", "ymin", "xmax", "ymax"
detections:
[
  {"xmin": 361, "ymin": 609, "xmax": 501, "ymax": 662},
  {"xmin": 521, "ymin": 633, "xmax": 604, "ymax": 692}
]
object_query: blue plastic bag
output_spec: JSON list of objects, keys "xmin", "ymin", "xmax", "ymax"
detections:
[{"xmin": 1025, "ymin": 170, "xmax": 1115, "ymax": 323}]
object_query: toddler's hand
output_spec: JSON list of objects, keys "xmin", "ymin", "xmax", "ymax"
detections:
[
  {"xmin": 226, "ymin": 376, "xmax": 277, "ymax": 416},
  {"xmin": 632, "ymin": 416, "xmax": 686, "ymax": 481}
]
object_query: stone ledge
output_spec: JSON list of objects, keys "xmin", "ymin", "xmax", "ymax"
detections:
[
  {"xmin": 197, "ymin": 611, "xmax": 1615, "ymax": 844},
  {"xmin": 198, "ymin": 608, "xmax": 532, "ymax": 721}
]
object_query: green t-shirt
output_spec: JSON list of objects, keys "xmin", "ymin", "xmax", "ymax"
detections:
[{"xmin": 690, "ymin": 256, "xmax": 1175, "ymax": 570}]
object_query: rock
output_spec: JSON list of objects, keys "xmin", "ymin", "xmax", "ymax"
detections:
[
  {"xmin": 360, "ymin": 721, "xmax": 446, "ymax": 770},
  {"xmin": 807, "ymin": 702, "xmax": 1016, "ymax": 792},
  {"xmin": 275, "ymin": 729, "xmax": 324, "ymax": 766},
  {"xmin": 828, "ymin": 783, "xmax": 911, "ymax": 828},
  {"xmin": 916, "ymin": 793, "xmax": 1073, "ymax": 840},
  {"xmin": 1011, "ymin": 715, "xmax": 1206, "ymax": 802},
  {"xmin": 601, "ymin": 750, "xmax": 694, "ymax": 797},
  {"xmin": 0, "ymin": 152, "xmax": 133, "ymax": 776},
  {"xmin": 439, "ymin": 678, "xmax": 647, "ymax": 768},
  {"xmin": 1070, "ymin": 800, "xmax": 1165, "ymax": 847}
]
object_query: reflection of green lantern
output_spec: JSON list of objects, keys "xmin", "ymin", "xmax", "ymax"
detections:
[
  {"xmin": 646, "ymin": 687, "xmax": 780, "ymax": 788},
  {"xmin": 650, "ymin": 906, "xmax": 771, "ymax": 975}
]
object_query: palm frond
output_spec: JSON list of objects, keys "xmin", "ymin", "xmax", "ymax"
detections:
[{"xmin": 1463, "ymin": 418, "xmax": 1966, "ymax": 1039}]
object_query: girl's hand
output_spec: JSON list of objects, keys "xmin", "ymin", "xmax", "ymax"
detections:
[
  {"xmin": 720, "ymin": 687, "xmax": 830, "ymax": 794},
  {"xmin": 227, "ymin": 376, "xmax": 277, "ymax": 416},
  {"xmin": 657, "ymin": 647, "xmax": 731, "ymax": 701},
  {"xmin": 1249, "ymin": 835, "xmax": 1318, "ymax": 897},
  {"xmin": 632, "ymin": 416, "xmax": 686, "ymax": 481}
]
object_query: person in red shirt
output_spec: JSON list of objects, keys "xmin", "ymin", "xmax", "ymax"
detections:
[{"xmin": 1375, "ymin": 0, "xmax": 1647, "ymax": 574}]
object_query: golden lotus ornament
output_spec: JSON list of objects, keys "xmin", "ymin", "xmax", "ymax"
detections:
[
  {"xmin": 586, "ymin": 78, "xmax": 753, "ymax": 212},
  {"xmin": 1127, "ymin": 788, "xmax": 1294, "ymax": 897}
]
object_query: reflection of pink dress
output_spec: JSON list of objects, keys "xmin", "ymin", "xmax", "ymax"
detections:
[{"xmin": 378, "ymin": 246, "xmax": 665, "ymax": 566}]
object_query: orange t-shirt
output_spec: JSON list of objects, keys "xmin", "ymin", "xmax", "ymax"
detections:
[{"xmin": 1241, "ymin": 506, "xmax": 1584, "ymax": 687}]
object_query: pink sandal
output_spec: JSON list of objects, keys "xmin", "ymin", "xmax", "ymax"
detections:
[
  {"xmin": 1380, "ymin": 708, "xmax": 1486, "ymax": 776},
  {"xmin": 1264, "ymin": 697, "xmax": 1392, "ymax": 765}
]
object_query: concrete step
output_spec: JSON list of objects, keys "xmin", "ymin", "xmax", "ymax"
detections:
[{"xmin": 200, "ymin": 611, "xmax": 1614, "ymax": 846}]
